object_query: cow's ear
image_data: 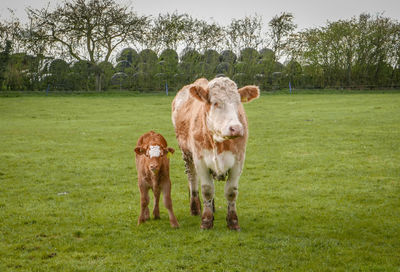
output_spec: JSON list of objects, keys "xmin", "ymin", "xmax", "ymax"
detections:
[
  {"xmin": 167, "ymin": 147, "xmax": 175, "ymax": 154},
  {"xmin": 134, "ymin": 146, "xmax": 145, "ymax": 155},
  {"xmin": 189, "ymin": 85, "xmax": 209, "ymax": 103},
  {"xmin": 238, "ymin": 86, "xmax": 260, "ymax": 103}
]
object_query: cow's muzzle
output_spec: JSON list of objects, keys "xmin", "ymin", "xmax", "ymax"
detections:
[{"xmin": 227, "ymin": 124, "xmax": 244, "ymax": 138}]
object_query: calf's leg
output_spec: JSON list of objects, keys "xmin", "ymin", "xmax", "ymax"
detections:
[
  {"xmin": 162, "ymin": 179, "xmax": 179, "ymax": 228},
  {"xmin": 138, "ymin": 182, "xmax": 150, "ymax": 225},
  {"xmin": 153, "ymin": 184, "xmax": 161, "ymax": 219}
]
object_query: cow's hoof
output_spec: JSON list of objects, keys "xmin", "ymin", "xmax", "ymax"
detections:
[
  {"xmin": 201, "ymin": 211, "xmax": 214, "ymax": 229},
  {"xmin": 190, "ymin": 197, "xmax": 201, "ymax": 216},
  {"xmin": 226, "ymin": 212, "xmax": 240, "ymax": 231},
  {"xmin": 227, "ymin": 224, "xmax": 240, "ymax": 231},
  {"xmin": 191, "ymin": 207, "xmax": 201, "ymax": 216},
  {"xmin": 200, "ymin": 218, "xmax": 214, "ymax": 230}
]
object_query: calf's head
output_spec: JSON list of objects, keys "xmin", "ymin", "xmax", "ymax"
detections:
[
  {"xmin": 135, "ymin": 132, "xmax": 175, "ymax": 174},
  {"xmin": 189, "ymin": 77, "xmax": 259, "ymax": 142}
]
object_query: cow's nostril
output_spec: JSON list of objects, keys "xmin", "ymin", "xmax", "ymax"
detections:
[
  {"xmin": 229, "ymin": 125, "xmax": 242, "ymax": 136},
  {"xmin": 230, "ymin": 126, "xmax": 239, "ymax": 133}
]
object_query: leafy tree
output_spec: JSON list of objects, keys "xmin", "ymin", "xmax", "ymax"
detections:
[
  {"xmin": 257, "ymin": 48, "xmax": 276, "ymax": 89},
  {"xmin": 4, "ymin": 53, "xmax": 32, "ymax": 90},
  {"xmin": 116, "ymin": 48, "xmax": 140, "ymax": 67},
  {"xmin": 284, "ymin": 59, "xmax": 302, "ymax": 87},
  {"xmin": 216, "ymin": 62, "xmax": 233, "ymax": 77},
  {"xmin": 239, "ymin": 47, "xmax": 259, "ymax": 62},
  {"xmin": 203, "ymin": 49, "xmax": 220, "ymax": 66},
  {"xmin": 70, "ymin": 60, "xmax": 94, "ymax": 91},
  {"xmin": 219, "ymin": 50, "xmax": 237, "ymax": 64},
  {"xmin": 158, "ymin": 49, "xmax": 179, "ymax": 89},
  {"xmin": 159, "ymin": 49, "xmax": 178, "ymax": 64},
  {"xmin": 259, "ymin": 48, "xmax": 275, "ymax": 60},
  {"xmin": 180, "ymin": 48, "xmax": 202, "ymax": 63},
  {"xmin": 98, "ymin": 61, "xmax": 114, "ymax": 90},
  {"xmin": 0, "ymin": 40, "xmax": 12, "ymax": 89},
  {"xmin": 293, "ymin": 13, "xmax": 400, "ymax": 88},
  {"xmin": 139, "ymin": 49, "xmax": 158, "ymax": 65}
]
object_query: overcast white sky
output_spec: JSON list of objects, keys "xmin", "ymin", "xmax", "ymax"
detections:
[{"xmin": 1, "ymin": 0, "xmax": 400, "ymax": 30}]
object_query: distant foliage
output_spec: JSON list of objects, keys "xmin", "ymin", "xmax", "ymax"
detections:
[{"xmin": 0, "ymin": 1, "xmax": 399, "ymax": 91}]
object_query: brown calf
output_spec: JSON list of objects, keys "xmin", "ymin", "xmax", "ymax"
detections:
[{"xmin": 134, "ymin": 131, "xmax": 179, "ymax": 228}]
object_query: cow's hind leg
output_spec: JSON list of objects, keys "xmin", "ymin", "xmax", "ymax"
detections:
[{"xmin": 183, "ymin": 150, "xmax": 201, "ymax": 216}]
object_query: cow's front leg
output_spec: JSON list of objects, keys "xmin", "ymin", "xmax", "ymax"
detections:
[
  {"xmin": 196, "ymin": 160, "xmax": 214, "ymax": 229},
  {"xmin": 225, "ymin": 162, "xmax": 242, "ymax": 231}
]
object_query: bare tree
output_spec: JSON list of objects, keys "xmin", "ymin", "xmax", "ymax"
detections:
[
  {"xmin": 26, "ymin": 0, "xmax": 148, "ymax": 91},
  {"xmin": 143, "ymin": 12, "xmax": 189, "ymax": 54},
  {"xmin": 0, "ymin": 10, "xmax": 23, "ymax": 53},
  {"xmin": 27, "ymin": 0, "xmax": 148, "ymax": 63},
  {"xmin": 225, "ymin": 14, "xmax": 264, "ymax": 54},
  {"xmin": 268, "ymin": 12, "xmax": 297, "ymax": 62},
  {"xmin": 194, "ymin": 20, "xmax": 224, "ymax": 52}
]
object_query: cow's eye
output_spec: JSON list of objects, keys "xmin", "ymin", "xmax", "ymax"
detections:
[{"xmin": 213, "ymin": 102, "xmax": 219, "ymax": 108}]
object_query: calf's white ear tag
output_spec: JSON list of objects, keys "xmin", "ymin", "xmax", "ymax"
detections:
[{"xmin": 149, "ymin": 145, "xmax": 161, "ymax": 158}]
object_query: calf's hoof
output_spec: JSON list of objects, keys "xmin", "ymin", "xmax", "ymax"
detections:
[
  {"xmin": 170, "ymin": 221, "xmax": 180, "ymax": 229},
  {"xmin": 137, "ymin": 217, "xmax": 147, "ymax": 226},
  {"xmin": 226, "ymin": 212, "xmax": 240, "ymax": 231},
  {"xmin": 153, "ymin": 209, "xmax": 160, "ymax": 219}
]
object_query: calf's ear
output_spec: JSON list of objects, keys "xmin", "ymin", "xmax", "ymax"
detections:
[
  {"xmin": 189, "ymin": 85, "xmax": 209, "ymax": 103},
  {"xmin": 134, "ymin": 146, "xmax": 145, "ymax": 155},
  {"xmin": 167, "ymin": 147, "xmax": 175, "ymax": 154},
  {"xmin": 238, "ymin": 85, "xmax": 260, "ymax": 103}
]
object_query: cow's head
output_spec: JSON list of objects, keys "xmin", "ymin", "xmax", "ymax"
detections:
[
  {"xmin": 189, "ymin": 77, "xmax": 259, "ymax": 142},
  {"xmin": 135, "ymin": 132, "xmax": 175, "ymax": 174}
]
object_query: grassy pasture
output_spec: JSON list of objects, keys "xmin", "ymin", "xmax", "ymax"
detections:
[{"xmin": 0, "ymin": 93, "xmax": 399, "ymax": 271}]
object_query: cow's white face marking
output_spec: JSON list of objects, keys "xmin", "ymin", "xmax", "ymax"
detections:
[
  {"xmin": 206, "ymin": 78, "xmax": 243, "ymax": 142},
  {"xmin": 149, "ymin": 145, "xmax": 161, "ymax": 158}
]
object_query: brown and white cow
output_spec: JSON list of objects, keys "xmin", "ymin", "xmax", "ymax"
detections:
[
  {"xmin": 172, "ymin": 77, "xmax": 259, "ymax": 230},
  {"xmin": 134, "ymin": 131, "xmax": 179, "ymax": 228}
]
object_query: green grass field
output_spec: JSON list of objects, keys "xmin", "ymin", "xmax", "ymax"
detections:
[{"xmin": 1, "ymin": 93, "xmax": 399, "ymax": 271}]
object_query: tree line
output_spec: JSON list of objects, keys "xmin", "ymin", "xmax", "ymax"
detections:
[{"xmin": 0, "ymin": 0, "xmax": 399, "ymax": 92}]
